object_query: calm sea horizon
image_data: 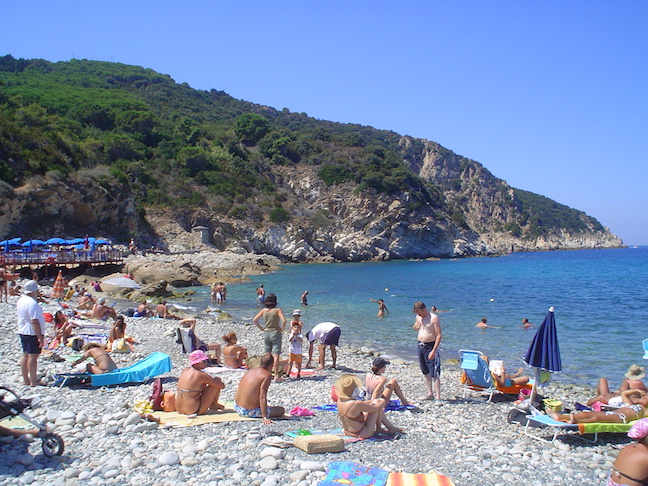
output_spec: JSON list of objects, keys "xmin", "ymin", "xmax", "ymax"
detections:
[{"xmin": 173, "ymin": 246, "xmax": 648, "ymax": 388}]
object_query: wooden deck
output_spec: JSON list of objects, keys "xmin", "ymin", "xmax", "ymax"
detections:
[{"xmin": 0, "ymin": 250, "xmax": 128, "ymax": 269}]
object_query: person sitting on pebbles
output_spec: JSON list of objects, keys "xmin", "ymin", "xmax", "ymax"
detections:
[
  {"xmin": 180, "ymin": 318, "xmax": 222, "ymax": 364},
  {"xmin": 71, "ymin": 343, "xmax": 117, "ymax": 374},
  {"xmin": 548, "ymin": 389, "xmax": 648, "ymax": 424},
  {"xmin": 336, "ymin": 374, "xmax": 403, "ymax": 439},
  {"xmin": 366, "ymin": 357, "xmax": 413, "ymax": 406},
  {"xmin": 234, "ymin": 353, "xmax": 285, "ymax": 425},
  {"xmin": 175, "ymin": 350, "xmax": 225, "ymax": 416},
  {"xmin": 608, "ymin": 418, "xmax": 648, "ymax": 486},
  {"xmin": 133, "ymin": 300, "xmax": 152, "ymax": 318},
  {"xmin": 221, "ymin": 332, "xmax": 248, "ymax": 368},
  {"xmin": 76, "ymin": 290, "xmax": 94, "ymax": 310}
]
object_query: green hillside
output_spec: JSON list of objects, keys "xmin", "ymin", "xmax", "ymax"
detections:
[{"xmin": 0, "ymin": 55, "xmax": 607, "ymax": 244}]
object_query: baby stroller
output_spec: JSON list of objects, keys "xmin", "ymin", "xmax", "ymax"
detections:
[{"xmin": 0, "ymin": 386, "xmax": 64, "ymax": 456}]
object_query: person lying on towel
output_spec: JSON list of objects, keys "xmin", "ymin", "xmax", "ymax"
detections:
[
  {"xmin": 175, "ymin": 350, "xmax": 225, "ymax": 416},
  {"xmin": 548, "ymin": 389, "xmax": 648, "ymax": 424}
]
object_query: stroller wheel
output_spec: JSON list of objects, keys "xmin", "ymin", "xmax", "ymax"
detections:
[{"xmin": 42, "ymin": 433, "xmax": 64, "ymax": 457}]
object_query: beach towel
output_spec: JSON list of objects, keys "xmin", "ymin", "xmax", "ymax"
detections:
[
  {"xmin": 286, "ymin": 428, "xmax": 396, "ymax": 443},
  {"xmin": 387, "ymin": 472, "xmax": 455, "ymax": 486},
  {"xmin": 313, "ymin": 400, "xmax": 420, "ymax": 413},
  {"xmin": 319, "ymin": 461, "xmax": 390, "ymax": 486},
  {"xmin": 150, "ymin": 408, "xmax": 258, "ymax": 428}
]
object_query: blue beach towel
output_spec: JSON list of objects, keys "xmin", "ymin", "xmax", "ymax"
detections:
[{"xmin": 319, "ymin": 461, "xmax": 389, "ymax": 486}]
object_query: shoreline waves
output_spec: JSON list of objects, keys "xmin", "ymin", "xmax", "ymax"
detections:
[{"xmin": 0, "ymin": 288, "xmax": 627, "ymax": 486}]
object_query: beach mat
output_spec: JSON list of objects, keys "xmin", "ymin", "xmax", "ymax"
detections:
[
  {"xmin": 203, "ymin": 366, "xmax": 246, "ymax": 374},
  {"xmin": 319, "ymin": 461, "xmax": 390, "ymax": 485},
  {"xmin": 151, "ymin": 408, "xmax": 257, "ymax": 428},
  {"xmin": 313, "ymin": 400, "xmax": 421, "ymax": 413},
  {"xmin": 286, "ymin": 428, "xmax": 396, "ymax": 443},
  {"xmin": 387, "ymin": 472, "xmax": 456, "ymax": 486}
]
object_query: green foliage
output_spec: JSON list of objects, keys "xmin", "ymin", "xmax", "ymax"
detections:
[
  {"xmin": 514, "ymin": 189, "xmax": 603, "ymax": 236},
  {"xmin": 0, "ymin": 55, "xmax": 606, "ymax": 241},
  {"xmin": 269, "ymin": 206, "xmax": 291, "ymax": 223},
  {"xmin": 504, "ymin": 221, "xmax": 522, "ymax": 237},
  {"xmin": 233, "ymin": 113, "xmax": 270, "ymax": 145}
]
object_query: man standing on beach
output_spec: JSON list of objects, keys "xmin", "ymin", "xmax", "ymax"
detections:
[
  {"xmin": 234, "ymin": 353, "xmax": 285, "ymax": 424},
  {"xmin": 306, "ymin": 321, "xmax": 341, "ymax": 370},
  {"xmin": 413, "ymin": 301, "xmax": 442, "ymax": 401},
  {"xmin": 17, "ymin": 280, "xmax": 45, "ymax": 387}
]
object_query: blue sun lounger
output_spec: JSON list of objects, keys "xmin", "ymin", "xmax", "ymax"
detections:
[
  {"xmin": 56, "ymin": 352, "xmax": 172, "ymax": 387},
  {"xmin": 524, "ymin": 413, "xmax": 637, "ymax": 443}
]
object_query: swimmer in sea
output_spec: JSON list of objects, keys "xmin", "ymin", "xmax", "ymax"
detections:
[{"xmin": 370, "ymin": 298, "xmax": 388, "ymax": 317}]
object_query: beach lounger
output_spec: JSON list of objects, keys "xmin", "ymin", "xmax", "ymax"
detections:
[
  {"xmin": 56, "ymin": 352, "xmax": 171, "ymax": 387},
  {"xmin": 523, "ymin": 414, "xmax": 638, "ymax": 443},
  {"xmin": 459, "ymin": 350, "xmax": 531, "ymax": 401}
]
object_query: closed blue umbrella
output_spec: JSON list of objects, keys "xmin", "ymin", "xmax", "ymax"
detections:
[{"xmin": 523, "ymin": 307, "xmax": 561, "ymax": 403}]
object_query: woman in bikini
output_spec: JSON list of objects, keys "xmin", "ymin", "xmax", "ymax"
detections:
[
  {"xmin": 336, "ymin": 374, "xmax": 402, "ymax": 439},
  {"xmin": 548, "ymin": 389, "xmax": 648, "ymax": 424},
  {"xmin": 53, "ymin": 310, "xmax": 75, "ymax": 342},
  {"xmin": 608, "ymin": 418, "xmax": 648, "ymax": 486},
  {"xmin": 71, "ymin": 343, "xmax": 117, "ymax": 374},
  {"xmin": 221, "ymin": 332, "xmax": 248, "ymax": 368},
  {"xmin": 175, "ymin": 350, "xmax": 225, "ymax": 416},
  {"xmin": 366, "ymin": 357, "xmax": 412, "ymax": 406}
]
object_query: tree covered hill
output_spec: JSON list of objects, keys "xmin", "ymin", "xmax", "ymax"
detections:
[{"xmin": 0, "ymin": 55, "xmax": 621, "ymax": 258}]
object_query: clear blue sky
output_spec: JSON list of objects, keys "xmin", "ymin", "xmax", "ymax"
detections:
[{"xmin": 3, "ymin": 1, "xmax": 647, "ymax": 244}]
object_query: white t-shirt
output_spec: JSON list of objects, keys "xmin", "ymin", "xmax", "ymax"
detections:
[
  {"xmin": 289, "ymin": 333, "xmax": 303, "ymax": 354},
  {"xmin": 17, "ymin": 294, "xmax": 45, "ymax": 335},
  {"xmin": 307, "ymin": 322, "xmax": 339, "ymax": 342}
]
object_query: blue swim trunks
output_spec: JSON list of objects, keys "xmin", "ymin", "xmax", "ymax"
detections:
[{"xmin": 234, "ymin": 403, "xmax": 262, "ymax": 418}]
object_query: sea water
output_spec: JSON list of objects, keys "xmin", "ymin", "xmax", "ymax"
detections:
[{"xmin": 175, "ymin": 246, "xmax": 648, "ymax": 387}]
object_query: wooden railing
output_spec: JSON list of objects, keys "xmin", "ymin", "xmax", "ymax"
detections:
[{"xmin": 0, "ymin": 250, "xmax": 128, "ymax": 267}]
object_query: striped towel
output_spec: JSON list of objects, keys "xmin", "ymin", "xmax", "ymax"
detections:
[{"xmin": 387, "ymin": 472, "xmax": 455, "ymax": 486}]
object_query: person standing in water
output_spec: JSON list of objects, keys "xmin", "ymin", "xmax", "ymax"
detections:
[{"xmin": 370, "ymin": 298, "xmax": 389, "ymax": 317}]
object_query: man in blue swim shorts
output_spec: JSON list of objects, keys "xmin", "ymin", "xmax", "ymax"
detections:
[{"xmin": 234, "ymin": 353, "xmax": 285, "ymax": 425}]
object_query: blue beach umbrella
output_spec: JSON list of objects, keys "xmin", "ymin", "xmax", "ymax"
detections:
[
  {"xmin": 1, "ymin": 238, "xmax": 21, "ymax": 252},
  {"xmin": 21, "ymin": 239, "xmax": 46, "ymax": 251},
  {"xmin": 66, "ymin": 238, "xmax": 84, "ymax": 245},
  {"xmin": 45, "ymin": 237, "xmax": 67, "ymax": 245},
  {"xmin": 523, "ymin": 307, "xmax": 562, "ymax": 403}
]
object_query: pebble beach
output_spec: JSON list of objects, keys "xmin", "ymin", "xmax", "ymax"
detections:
[{"xmin": 0, "ymin": 285, "xmax": 628, "ymax": 486}]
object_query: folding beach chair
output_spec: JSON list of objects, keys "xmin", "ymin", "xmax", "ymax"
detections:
[
  {"xmin": 523, "ymin": 414, "xmax": 638, "ymax": 444},
  {"xmin": 459, "ymin": 350, "xmax": 531, "ymax": 401},
  {"xmin": 56, "ymin": 352, "xmax": 172, "ymax": 387}
]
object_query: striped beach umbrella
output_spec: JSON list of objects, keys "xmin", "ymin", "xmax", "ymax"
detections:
[{"xmin": 51, "ymin": 271, "xmax": 67, "ymax": 299}]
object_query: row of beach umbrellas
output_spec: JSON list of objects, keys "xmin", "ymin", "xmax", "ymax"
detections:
[{"xmin": 1, "ymin": 237, "xmax": 111, "ymax": 252}]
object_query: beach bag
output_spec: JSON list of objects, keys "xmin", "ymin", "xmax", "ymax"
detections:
[
  {"xmin": 507, "ymin": 408, "xmax": 528, "ymax": 425},
  {"xmin": 111, "ymin": 338, "xmax": 130, "ymax": 354},
  {"xmin": 150, "ymin": 378, "xmax": 164, "ymax": 411},
  {"xmin": 161, "ymin": 391, "xmax": 176, "ymax": 412},
  {"xmin": 518, "ymin": 388, "xmax": 532, "ymax": 401}
]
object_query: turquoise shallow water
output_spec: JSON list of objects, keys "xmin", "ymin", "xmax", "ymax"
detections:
[{"xmin": 176, "ymin": 246, "xmax": 648, "ymax": 387}]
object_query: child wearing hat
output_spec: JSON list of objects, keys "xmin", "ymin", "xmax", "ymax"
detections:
[
  {"xmin": 288, "ymin": 310, "xmax": 304, "ymax": 379},
  {"xmin": 175, "ymin": 350, "xmax": 225, "ymax": 416}
]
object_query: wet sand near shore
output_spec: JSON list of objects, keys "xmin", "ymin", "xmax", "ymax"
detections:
[{"xmin": 0, "ymin": 280, "xmax": 626, "ymax": 486}]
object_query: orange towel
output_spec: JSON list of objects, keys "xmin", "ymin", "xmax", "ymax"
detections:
[{"xmin": 387, "ymin": 472, "xmax": 455, "ymax": 486}]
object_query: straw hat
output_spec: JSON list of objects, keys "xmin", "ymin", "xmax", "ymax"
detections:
[
  {"xmin": 189, "ymin": 350, "xmax": 210, "ymax": 366},
  {"xmin": 334, "ymin": 374, "xmax": 363, "ymax": 400},
  {"xmin": 626, "ymin": 364, "xmax": 646, "ymax": 381}
]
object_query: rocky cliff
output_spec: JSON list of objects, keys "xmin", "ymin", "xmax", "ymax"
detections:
[{"xmin": 0, "ymin": 140, "xmax": 622, "ymax": 263}]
